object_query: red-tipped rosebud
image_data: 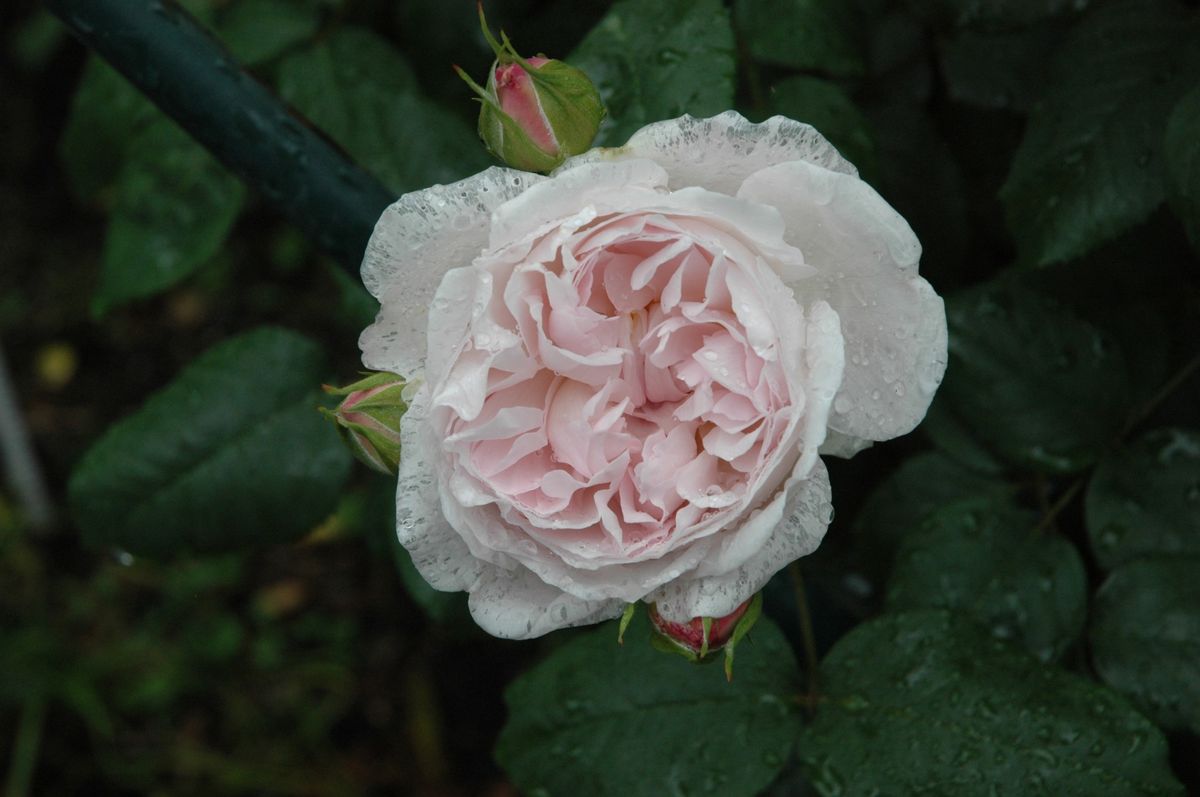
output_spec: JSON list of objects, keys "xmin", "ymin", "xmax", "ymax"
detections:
[
  {"xmin": 455, "ymin": 6, "xmax": 604, "ymax": 173},
  {"xmin": 648, "ymin": 594, "xmax": 763, "ymax": 680},
  {"xmin": 320, "ymin": 372, "xmax": 407, "ymax": 475}
]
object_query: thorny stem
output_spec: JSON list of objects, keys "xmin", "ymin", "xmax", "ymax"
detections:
[
  {"xmin": 788, "ymin": 561, "xmax": 820, "ymax": 718},
  {"xmin": 1034, "ymin": 352, "xmax": 1200, "ymax": 535}
]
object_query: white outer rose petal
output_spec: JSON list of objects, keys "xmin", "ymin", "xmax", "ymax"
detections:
[{"xmin": 738, "ymin": 160, "xmax": 948, "ymax": 446}]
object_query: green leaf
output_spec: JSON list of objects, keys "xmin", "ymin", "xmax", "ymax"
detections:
[
  {"xmin": 58, "ymin": 56, "xmax": 157, "ymax": 203},
  {"xmin": 277, "ymin": 27, "xmax": 489, "ymax": 195},
  {"xmin": 886, "ymin": 498, "xmax": 1087, "ymax": 661},
  {"xmin": 69, "ymin": 328, "xmax": 352, "ymax": 558},
  {"xmin": 495, "ymin": 612, "xmax": 799, "ymax": 797},
  {"xmin": 569, "ymin": 0, "xmax": 736, "ymax": 146},
  {"xmin": 921, "ymin": 398, "xmax": 1008, "ymax": 474},
  {"xmin": 1000, "ymin": 0, "xmax": 1200, "ymax": 266},
  {"xmin": 1085, "ymin": 427, "xmax": 1200, "ymax": 569},
  {"xmin": 852, "ymin": 452, "xmax": 1015, "ymax": 571},
  {"xmin": 734, "ymin": 0, "xmax": 864, "ymax": 77},
  {"xmin": 216, "ymin": 0, "xmax": 322, "ymax": 66},
  {"xmin": 94, "ymin": 118, "xmax": 245, "ymax": 315},
  {"xmin": 1090, "ymin": 557, "xmax": 1200, "ymax": 734},
  {"xmin": 1164, "ymin": 83, "xmax": 1200, "ymax": 254},
  {"xmin": 766, "ymin": 75, "xmax": 876, "ymax": 177},
  {"xmin": 1021, "ymin": 236, "xmax": 1176, "ymax": 407},
  {"xmin": 799, "ymin": 611, "xmax": 1183, "ymax": 797},
  {"xmin": 931, "ymin": 280, "xmax": 1131, "ymax": 474}
]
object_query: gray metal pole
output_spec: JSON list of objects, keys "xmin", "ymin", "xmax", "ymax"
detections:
[{"xmin": 44, "ymin": 0, "xmax": 395, "ymax": 272}]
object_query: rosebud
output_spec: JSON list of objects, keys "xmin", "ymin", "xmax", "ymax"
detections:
[
  {"xmin": 647, "ymin": 594, "xmax": 764, "ymax": 681},
  {"xmin": 320, "ymin": 372, "xmax": 407, "ymax": 475},
  {"xmin": 455, "ymin": 6, "xmax": 604, "ymax": 173}
]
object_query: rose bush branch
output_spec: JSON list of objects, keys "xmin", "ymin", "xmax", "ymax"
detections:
[{"xmin": 44, "ymin": 0, "xmax": 394, "ymax": 272}]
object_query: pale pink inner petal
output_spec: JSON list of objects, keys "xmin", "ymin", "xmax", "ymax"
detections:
[{"xmin": 438, "ymin": 205, "xmax": 808, "ymax": 567}]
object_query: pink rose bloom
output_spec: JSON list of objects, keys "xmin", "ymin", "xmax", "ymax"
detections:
[{"xmin": 360, "ymin": 112, "xmax": 947, "ymax": 639}]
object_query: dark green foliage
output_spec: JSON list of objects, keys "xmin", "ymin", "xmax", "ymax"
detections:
[
  {"xmin": 930, "ymin": 280, "xmax": 1131, "ymax": 474},
  {"xmin": 734, "ymin": 0, "xmax": 865, "ymax": 77},
  {"xmin": 569, "ymin": 0, "xmax": 736, "ymax": 146},
  {"xmin": 937, "ymin": 23, "xmax": 1067, "ymax": 112},
  {"xmin": 68, "ymin": 328, "xmax": 351, "ymax": 557},
  {"xmin": 1164, "ymin": 83, "xmax": 1200, "ymax": 254},
  {"xmin": 1000, "ymin": 0, "xmax": 1200, "ymax": 266},
  {"xmin": 1085, "ymin": 428, "xmax": 1200, "ymax": 569},
  {"xmin": 799, "ymin": 611, "xmax": 1184, "ymax": 796},
  {"xmin": 58, "ymin": 57, "xmax": 157, "ymax": 203},
  {"xmin": 496, "ymin": 612, "xmax": 800, "ymax": 797},
  {"xmin": 852, "ymin": 451, "xmax": 1015, "ymax": 569},
  {"xmin": 1090, "ymin": 558, "xmax": 1200, "ymax": 734},
  {"xmin": 906, "ymin": 0, "xmax": 1091, "ymax": 30},
  {"xmin": 277, "ymin": 27, "xmax": 489, "ymax": 195},
  {"xmin": 95, "ymin": 118, "xmax": 246, "ymax": 315},
  {"xmin": 886, "ymin": 498, "xmax": 1087, "ymax": 661},
  {"xmin": 215, "ymin": 0, "xmax": 322, "ymax": 66}
]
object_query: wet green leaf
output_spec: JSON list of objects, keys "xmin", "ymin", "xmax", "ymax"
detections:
[
  {"xmin": 1085, "ymin": 428, "xmax": 1200, "ymax": 568},
  {"xmin": 852, "ymin": 451, "xmax": 1015, "ymax": 569},
  {"xmin": 735, "ymin": 0, "xmax": 864, "ymax": 77},
  {"xmin": 58, "ymin": 57, "xmax": 157, "ymax": 203},
  {"xmin": 278, "ymin": 27, "xmax": 489, "ymax": 194},
  {"xmin": 69, "ymin": 328, "xmax": 351, "ymax": 557},
  {"xmin": 930, "ymin": 280, "xmax": 1131, "ymax": 474},
  {"xmin": 1000, "ymin": 0, "xmax": 1200, "ymax": 266},
  {"xmin": 800, "ymin": 611, "xmax": 1183, "ymax": 796},
  {"xmin": 886, "ymin": 498, "xmax": 1087, "ymax": 661},
  {"xmin": 496, "ymin": 612, "xmax": 799, "ymax": 797},
  {"xmin": 95, "ymin": 118, "xmax": 245, "ymax": 315},
  {"xmin": 570, "ymin": 0, "xmax": 735, "ymax": 146},
  {"xmin": 217, "ymin": 0, "xmax": 322, "ymax": 66},
  {"xmin": 1090, "ymin": 557, "xmax": 1200, "ymax": 734}
]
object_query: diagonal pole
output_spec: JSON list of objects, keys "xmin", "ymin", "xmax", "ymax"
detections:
[{"xmin": 43, "ymin": 0, "xmax": 395, "ymax": 273}]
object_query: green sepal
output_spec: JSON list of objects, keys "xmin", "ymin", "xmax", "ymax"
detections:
[
  {"xmin": 321, "ymin": 370, "xmax": 405, "ymax": 397},
  {"xmin": 319, "ymin": 371, "xmax": 407, "ymax": 475},
  {"xmin": 522, "ymin": 59, "xmax": 605, "ymax": 157},
  {"xmin": 699, "ymin": 616, "xmax": 713, "ymax": 658},
  {"xmin": 723, "ymin": 593, "xmax": 763, "ymax": 682},
  {"xmin": 650, "ymin": 632, "xmax": 701, "ymax": 662},
  {"xmin": 317, "ymin": 407, "xmax": 401, "ymax": 475},
  {"xmin": 617, "ymin": 602, "xmax": 638, "ymax": 645}
]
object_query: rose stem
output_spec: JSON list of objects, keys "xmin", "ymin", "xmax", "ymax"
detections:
[{"xmin": 788, "ymin": 561, "xmax": 820, "ymax": 717}]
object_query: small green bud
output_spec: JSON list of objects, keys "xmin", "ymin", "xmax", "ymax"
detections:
[
  {"xmin": 320, "ymin": 372, "xmax": 406, "ymax": 475},
  {"xmin": 455, "ymin": 6, "xmax": 605, "ymax": 173}
]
